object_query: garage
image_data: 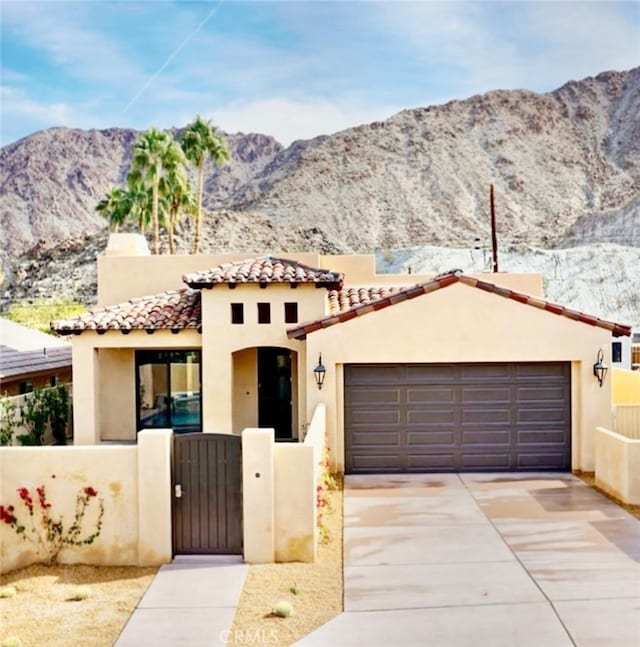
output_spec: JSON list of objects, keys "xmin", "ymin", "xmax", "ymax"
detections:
[{"xmin": 344, "ymin": 362, "xmax": 571, "ymax": 473}]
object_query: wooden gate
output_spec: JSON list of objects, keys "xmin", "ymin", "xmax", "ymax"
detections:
[{"xmin": 173, "ymin": 433, "xmax": 243, "ymax": 554}]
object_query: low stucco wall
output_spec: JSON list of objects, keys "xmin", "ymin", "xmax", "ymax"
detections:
[
  {"xmin": 595, "ymin": 426, "xmax": 640, "ymax": 505},
  {"xmin": 0, "ymin": 430, "xmax": 173, "ymax": 574},
  {"xmin": 242, "ymin": 404, "xmax": 325, "ymax": 564},
  {"xmin": 612, "ymin": 368, "xmax": 640, "ymax": 405},
  {"xmin": 613, "ymin": 405, "xmax": 640, "ymax": 440}
]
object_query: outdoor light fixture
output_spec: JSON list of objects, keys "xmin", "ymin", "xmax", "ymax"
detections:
[
  {"xmin": 593, "ymin": 349, "xmax": 608, "ymax": 388},
  {"xmin": 313, "ymin": 353, "xmax": 326, "ymax": 390}
]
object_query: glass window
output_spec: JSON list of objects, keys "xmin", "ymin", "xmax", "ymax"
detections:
[
  {"xmin": 231, "ymin": 303, "xmax": 244, "ymax": 324},
  {"xmin": 258, "ymin": 302, "xmax": 271, "ymax": 324},
  {"xmin": 136, "ymin": 350, "xmax": 201, "ymax": 434},
  {"xmin": 284, "ymin": 302, "xmax": 298, "ymax": 323},
  {"xmin": 612, "ymin": 341, "xmax": 622, "ymax": 363}
]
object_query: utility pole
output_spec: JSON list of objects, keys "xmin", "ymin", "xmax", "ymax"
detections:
[{"xmin": 490, "ymin": 184, "xmax": 499, "ymax": 273}]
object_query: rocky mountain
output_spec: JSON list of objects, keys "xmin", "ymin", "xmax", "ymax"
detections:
[
  {"xmin": 229, "ymin": 68, "xmax": 639, "ymax": 252},
  {"xmin": 0, "ymin": 129, "xmax": 284, "ymax": 261},
  {"xmin": 0, "ymin": 67, "xmax": 638, "ymax": 314}
]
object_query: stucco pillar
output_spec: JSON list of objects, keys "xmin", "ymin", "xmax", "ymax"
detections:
[
  {"xmin": 274, "ymin": 443, "xmax": 316, "ymax": 562},
  {"xmin": 202, "ymin": 343, "xmax": 232, "ymax": 434},
  {"xmin": 137, "ymin": 429, "xmax": 173, "ymax": 565},
  {"xmin": 72, "ymin": 341, "xmax": 100, "ymax": 445},
  {"xmin": 242, "ymin": 428, "xmax": 275, "ymax": 563}
]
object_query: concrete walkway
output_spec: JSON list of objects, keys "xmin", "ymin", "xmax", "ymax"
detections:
[
  {"xmin": 115, "ymin": 555, "xmax": 247, "ymax": 646},
  {"xmin": 298, "ymin": 473, "xmax": 640, "ymax": 646}
]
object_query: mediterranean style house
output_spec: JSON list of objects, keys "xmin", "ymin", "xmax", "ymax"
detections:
[{"xmin": 52, "ymin": 234, "xmax": 631, "ymax": 474}]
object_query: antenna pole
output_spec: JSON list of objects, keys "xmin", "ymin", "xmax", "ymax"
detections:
[{"xmin": 490, "ymin": 184, "xmax": 498, "ymax": 273}]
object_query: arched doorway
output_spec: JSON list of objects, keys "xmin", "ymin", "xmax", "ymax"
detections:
[{"xmin": 232, "ymin": 346, "xmax": 298, "ymax": 440}]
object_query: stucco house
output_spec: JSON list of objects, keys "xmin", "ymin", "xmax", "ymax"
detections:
[
  {"xmin": 52, "ymin": 234, "xmax": 631, "ymax": 475},
  {"xmin": 0, "ymin": 317, "xmax": 72, "ymax": 396}
]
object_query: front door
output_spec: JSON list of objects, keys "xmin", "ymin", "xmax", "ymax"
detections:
[
  {"xmin": 258, "ymin": 347, "xmax": 293, "ymax": 440},
  {"xmin": 173, "ymin": 433, "xmax": 243, "ymax": 554}
]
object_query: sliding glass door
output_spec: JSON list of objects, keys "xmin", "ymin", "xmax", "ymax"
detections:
[{"xmin": 136, "ymin": 350, "xmax": 202, "ymax": 434}]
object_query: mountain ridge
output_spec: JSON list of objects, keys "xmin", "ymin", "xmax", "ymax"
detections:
[{"xmin": 1, "ymin": 67, "xmax": 638, "ymax": 293}]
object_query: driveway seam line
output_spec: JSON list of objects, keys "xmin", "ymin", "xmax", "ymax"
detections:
[{"xmin": 458, "ymin": 474, "xmax": 578, "ymax": 647}]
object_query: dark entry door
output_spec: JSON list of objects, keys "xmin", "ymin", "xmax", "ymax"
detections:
[
  {"xmin": 173, "ymin": 433, "xmax": 242, "ymax": 554},
  {"xmin": 258, "ymin": 347, "xmax": 293, "ymax": 440}
]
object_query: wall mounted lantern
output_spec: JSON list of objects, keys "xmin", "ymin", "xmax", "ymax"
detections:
[
  {"xmin": 593, "ymin": 349, "xmax": 608, "ymax": 388},
  {"xmin": 313, "ymin": 353, "xmax": 326, "ymax": 390}
]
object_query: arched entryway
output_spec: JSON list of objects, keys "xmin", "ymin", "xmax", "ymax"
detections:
[{"xmin": 232, "ymin": 346, "xmax": 299, "ymax": 441}]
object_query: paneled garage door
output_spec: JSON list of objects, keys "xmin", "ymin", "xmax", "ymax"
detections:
[{"xmin": 344, "ymin": 363, "xmax": 571, "ymax": 473}]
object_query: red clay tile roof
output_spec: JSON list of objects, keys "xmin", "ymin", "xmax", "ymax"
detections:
[
  {"xmin": 51, "ymin": 289, "xmax": 201, "ymax": 335},
  {"xmin": 287, "ymin": 270, "xmax": 632, "ymax": 340},
  {"xmin": 328, "ymin": 286, "xmax": 405, "ymax": 315},
  {"xmin": 183, "ymin": 256, "xmax": 344, "ymax": 289}
]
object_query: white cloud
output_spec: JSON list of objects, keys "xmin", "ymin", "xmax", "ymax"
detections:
[
  {"xmin": 207, "ymin": 96, "xmax": 405, "ymax": 145},
  {"xmin": 364, "ymin": 1, "xmax": 639, "ymax": 96},
  {"xmin": 1, "ymin": 1, "xmax": 144, "ymax": 85},
  {"xmin": 0, "ymin": 85, "xmax": 74, "ymax": 133}
]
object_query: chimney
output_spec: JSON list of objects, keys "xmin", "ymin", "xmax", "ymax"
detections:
[{"xmin": 105, "ymin": 233, "xmax": 151, "ymax": 257}]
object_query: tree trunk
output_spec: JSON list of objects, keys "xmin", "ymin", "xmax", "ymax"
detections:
[
  {"xmin": 168, "ymin": 209, "xmax": 176, "ymax": 255},
  {"xmin": 193, "ymin": 161, "xmax": 205, "ymax": 254},
  {"xmin": 152, "ymin": 177, "xmax": 160, "ymax": 255}
]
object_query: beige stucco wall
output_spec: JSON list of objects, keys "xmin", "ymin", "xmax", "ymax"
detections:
[
  {"xmin": 320, "ymin": 254, "xmax": 543, "ymax": 295},
  {"xmin": 98, "ymin": 251, "xmax": 321, "ymax": 306},
  {"xmin": 0, "ymin": 430, "xmax": 172, "ymax": 573},
  {"xmin": 242, "ymin": 407, "xmax": 323, "ymax": 564},
  {"xmin": 71, "ymin": 331, "xmax": 201, "ymax": 444},
  {"xmin": 99, "ymin": 348, "xmax": 136, "ymax": 441},
  {"xmin": 233, "ymin": 348, "xmax": 258, "ymax": 435},
  {"xmin": 99, "ymin": 241, "xmax": 544, "ymax": 307},
  {"xmin": 595, "ymin": 427, "xmax": 640, "ymax": 504},
  {"xmin": 303, "ymin": 281, "xmax": 613, "ymax": 473},
  {"xmin": 200, "ymin": 285, "xmax": 311, "ymax": 436}
]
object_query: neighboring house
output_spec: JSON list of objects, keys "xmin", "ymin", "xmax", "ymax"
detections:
[
  {"xmin": 52, "ymin": 234, "xmax": 631, "ymax": 474},
  {"xmin": 0, "ymin": 317, "xmax": 72, "ymax": 396},
  {"xmin": 611, "ymin": 335, "xmax": 632, "ymax": 370}
]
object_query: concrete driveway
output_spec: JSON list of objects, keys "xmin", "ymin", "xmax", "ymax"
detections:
[{"xmin": 298, "ymin": 473, "xmax": 640, "ymax": 646}]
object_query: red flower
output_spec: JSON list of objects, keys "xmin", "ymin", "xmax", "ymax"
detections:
[
  {"xmin": 0, "ymin": 505, "xmax": 16, "ymax": 525},
  {"xmin": 83, "ymin": 487, "xmax": 98, "ymax": 498}
]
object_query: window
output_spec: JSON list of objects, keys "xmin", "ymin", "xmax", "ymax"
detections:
[
  {"xmin": 258, "ymin": 302, "xmax": 271, "ymax": 324},
  {"xmin": 136, "ymin": 350, "xmax": 202, "ymax": 434},
  {"xmin": 231, "ymin": 303, "xmax": 244, "ymax": 324},
  {"xmin": 50, "ymin": 375, "xmax": 59, "ymax": 387},
  {"xmin": 284, "ymin": 302, "xmax": 298, "ymax": 323},
  {"xmin": 612, "ymin": 341, "xmax": 622, "ymax": 363},
  {"xmin": 19, "ymin": 381, "xmax": 33, "ymax": 395}
]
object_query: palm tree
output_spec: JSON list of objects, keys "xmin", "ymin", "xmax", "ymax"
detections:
[
  {"xmin": 125, "ymin": 178, "xmax": 153, "ymax": 235},
  {"xmin": 95, "ymin": 186, "xmax": 129, "ymax": 232},
  {"xmin": 179, "ymin": 116, "xmax": 229, "ymax": 254},
  {"xmin": 161, "ymin": 166, "xmax": 196, "ymax": 254},
  {"xmin": 130, "ymin": 128, "xmax": 187, "ymax": 254}
]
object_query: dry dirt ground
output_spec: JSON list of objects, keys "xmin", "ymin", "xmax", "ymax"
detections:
[
  {"xmin": 2, "ymin": 476, "xmax": 636, "ymax": 647},
  {"xmin": 0, "ymin": 487, "xmax": 343, "ymax": 647},
  {"xmin": 0, "ymin": 565, "xmax": 157, "ymax": 646}
]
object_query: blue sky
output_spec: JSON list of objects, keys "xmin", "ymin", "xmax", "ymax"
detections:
[{"xmin": 1, "ymin": 0, "xmax": 639, "ymax": 147}]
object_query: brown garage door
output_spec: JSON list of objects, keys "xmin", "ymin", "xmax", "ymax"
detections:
[{"xmin": 344, "ymin": 363, "xmax": 571, "ymax": 473}]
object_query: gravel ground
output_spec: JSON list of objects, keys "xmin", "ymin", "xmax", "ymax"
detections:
[
  {"xmin": 228, "ymin": 487, "xmax": 343, "ymax": 646},
  {"xmin": 0, "ymin": 564, "xmax": 157, "ymax": 647},
  {"xmin": 0, "ymin": 485, "xmax": 343, "ymax": 647}
]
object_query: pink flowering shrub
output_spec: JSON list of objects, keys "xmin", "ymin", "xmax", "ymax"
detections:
[
  {"xmin": 317, "ymin": 442, "xmax": 338, "ymax": 544},
  {"xmin": 0, "ymin": 479, "xmax": 104, "ymax": 564}
]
